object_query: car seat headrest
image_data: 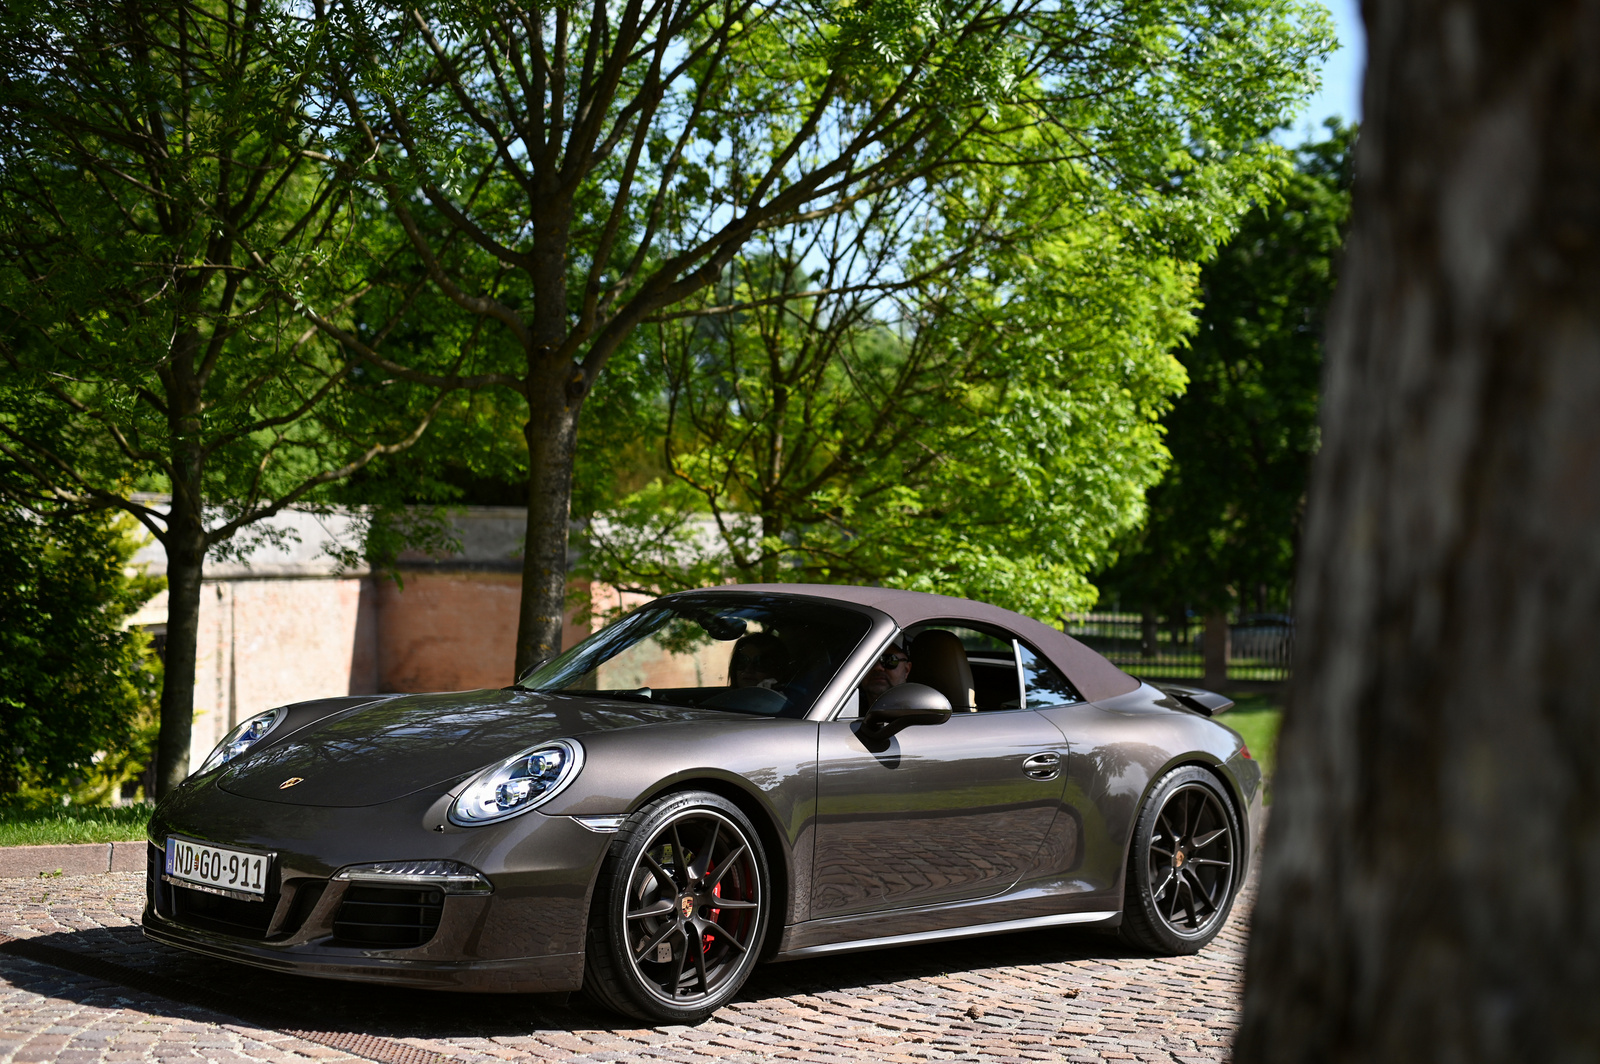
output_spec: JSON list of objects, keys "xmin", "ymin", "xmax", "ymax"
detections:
[{"xmin": 908, "ymin": 629, "xmax": 976, "ymax": 712}]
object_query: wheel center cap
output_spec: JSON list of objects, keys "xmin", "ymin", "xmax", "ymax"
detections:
[
  {"xmin": 1173, "ymin": 850, "xmax": 1186, "ymax": 868},
  {"xmin": 679, "ymin": 894, "xmax": 697, "ymax": 920}
]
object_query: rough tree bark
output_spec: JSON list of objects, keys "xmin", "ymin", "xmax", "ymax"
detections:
[
  {"xmin": 1235, "ymin": 2, "xmax": 1600, "ymax": 1062},
  {"xmin": 155, "ymin": 521, "xmax": 206, "ymax": 794},
  {"xmin": 518, "ymin": 377, "xmax": 584, "ymax": 675}
]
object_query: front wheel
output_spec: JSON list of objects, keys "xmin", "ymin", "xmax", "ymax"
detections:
[
  {"xmin": 582, "ymin": 791, "xmax": 770, "ymax": 1023},
  {"xmin": 1118, "ymin": 765, "xmax": 1241, "ymax": 954}
]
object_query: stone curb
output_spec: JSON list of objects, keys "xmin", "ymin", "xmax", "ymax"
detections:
[{"xmin": 0, "ymin": 841, "xmax": 146, "ymax": 878}]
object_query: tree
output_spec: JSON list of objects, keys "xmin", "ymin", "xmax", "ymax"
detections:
[
  {"xmin": 0, "ymin": 0, "xmax": 442, "ymax": 793},
  {"xmin": 0, "ymin": 508, "xmax": 161, "ymax": 795},
  {"xmin": 1235, "ymin": 3, "xmax": 1600, "ymax": 1061},
  {"xmin": 581, "ymin": 170, "xmax": 1202, "ymax": 620},
  {"xmin": 309, "ymin": 0, "xmax": 1333, "ymax": 674},
  {"xmin": 1097, "ymin": 123, "xmax": 1353, "ymax": 668}
]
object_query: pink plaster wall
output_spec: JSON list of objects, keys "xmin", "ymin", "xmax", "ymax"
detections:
[
  {"xmin": 187, "ymin": 577, "xmax": 371, "ymax": 767},
  {"xmin": 179, "ymin": 571, "xmax": 605, "ymax": 768},
  {"xmin": 372, "ymin": 573, "xmax": 595, "ymax": 692}
]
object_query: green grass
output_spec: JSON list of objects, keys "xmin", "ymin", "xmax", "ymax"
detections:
[
  {"xmin": 0, "ymin": 804, "xmax": 153, "ymax": 847},
  {"xmin": 1218, "ymin": 693, "xmax": 1284, "ymax": 803}
]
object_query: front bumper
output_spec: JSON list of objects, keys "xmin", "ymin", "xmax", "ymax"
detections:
[{"xmin": 142, "ymin": 779, "xmax": 613, "ymax": 993}]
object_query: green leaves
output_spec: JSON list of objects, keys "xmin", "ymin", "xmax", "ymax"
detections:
[
  {"xmin": 0, "ymin": 510, "xmax": 162, "ymax": 793},
  {"xmin": 0, "ymin": 0, "xmax": 449, "ymax": 543},
  {"xmin": 0, "ymin": 1, "xmax": 466, "ymax": 789},
  {"xmin": 563, "ymin": 0, "xmax": 1339, "ymax": 626},
  {"xmin": 1100, "ymin": 122, "xmax": 1354, "ymax": 614},
  {"xmin": 819, "ymin": 0, "xmax": 1020, "ymax": 111},
  {"xmin": 578, "ymin": 156, "xmax": 1216, "ymax": 621}
]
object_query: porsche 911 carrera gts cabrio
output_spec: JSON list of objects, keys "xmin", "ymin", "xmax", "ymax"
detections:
[{"xmin": 144, "ymin": 585, "xmax": 1261, "ymax": 1022}]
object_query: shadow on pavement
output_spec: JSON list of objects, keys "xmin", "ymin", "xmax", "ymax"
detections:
[{"xmin": 6, "ymin": 920, "xmax": 1155, "ymax": 1040}]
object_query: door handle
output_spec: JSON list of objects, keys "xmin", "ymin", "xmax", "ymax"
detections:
[{"xmin": 1022, "ymin": 752, "xmax": 1061, "ymax": 781}]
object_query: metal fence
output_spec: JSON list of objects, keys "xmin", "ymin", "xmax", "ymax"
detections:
[{"xmin": 1062, "ymin": 612, "xmax": 1294, "ymax": 684}]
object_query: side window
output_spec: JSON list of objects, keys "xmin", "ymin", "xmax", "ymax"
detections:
[
  {"xmin": 1018, "ymin": 643, "xmax": 1083, "ymax": 708},
  {"xmin": 903, "ymin": 622, "xmax": 1021, "ymax": 711}
]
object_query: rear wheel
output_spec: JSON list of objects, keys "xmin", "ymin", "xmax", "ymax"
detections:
[
  {"xmin": 582, "ymin": 791, "xmax": 769, "ymax": 1023},
  {"xmin": 1119, "ymin": 765, "xmax": 1240, "ymax": 954}
]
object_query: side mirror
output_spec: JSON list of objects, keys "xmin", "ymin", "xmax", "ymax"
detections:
[{"xmin": 859, "ymin": 683, "xmax": 952, "ymax": 741}]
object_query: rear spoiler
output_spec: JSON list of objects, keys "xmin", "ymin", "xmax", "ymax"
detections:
[{"xmin": 1150, "ymin": 682, "xmax": 1234, "ymax": 717}]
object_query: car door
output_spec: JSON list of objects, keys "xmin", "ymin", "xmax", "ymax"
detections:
[
  {"xmin": 1015, "ymin": 641, "xmax": 1129, "ymax": 900},
  {"xmin": 810, "ymin": 629, "xmax": 1069, "ymax": 918}
]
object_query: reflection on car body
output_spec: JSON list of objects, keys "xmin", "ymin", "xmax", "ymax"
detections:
[{"xmin": 144, "ymin": 585, "xmax": 1262, "ymax": 1023}]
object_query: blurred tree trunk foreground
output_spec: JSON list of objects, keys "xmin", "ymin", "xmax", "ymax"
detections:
[{"xmin": 1236, "ymin": 2, "xmax": 1600, "ymax": 1062}]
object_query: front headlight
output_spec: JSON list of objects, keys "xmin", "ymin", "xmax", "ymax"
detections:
[
  {"xmin": 195, "ymin": 707, "xmax": 287, "ymax": 775},
  {"xmin": 449, "ymin": 739, "xmax": 584, "ymax": 826}
]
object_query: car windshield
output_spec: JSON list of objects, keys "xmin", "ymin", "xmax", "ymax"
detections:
[{"xmin": 520, "ymin": 596, "xmax": 872, "ymax": 717}]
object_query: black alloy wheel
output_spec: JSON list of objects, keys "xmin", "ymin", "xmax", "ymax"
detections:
[
  {"xmin": 583, "ymin": 791, "xmax": 769, "ymax": 1023},
  {"xmin": 1119, "ymin": 765, "xmax": 1240, "ymax": 955}
]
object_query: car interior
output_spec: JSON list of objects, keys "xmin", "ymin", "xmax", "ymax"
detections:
[
  {"xmin": 541, "ymin": 600, "xmax": 1088, "ymax": 722},
  {"xmin": 536, "ymin": 600, "xmax": 874, "ymax": 718},
  {"xmin": 900, "ymin": 622, "xmax": 1084, "ymax": 713},
  {"xmin": 832, "ymin": 620, "xmax": 1085, "ymax": 720},
  {"xmin": 905, "ymin": 622, "xmax": 1022, "ymax": 711}
]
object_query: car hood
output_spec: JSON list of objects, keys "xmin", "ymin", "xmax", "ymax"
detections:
[{"xmin": 216, "ymin": 688, "xmax": 736, "ymax": 807}]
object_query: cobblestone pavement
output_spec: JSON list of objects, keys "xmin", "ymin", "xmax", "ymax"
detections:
[{"xmin": 1, "ymin": 871, "xmax": 1252, "ymax": 1063}]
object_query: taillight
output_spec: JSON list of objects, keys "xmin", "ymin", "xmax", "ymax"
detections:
[{"xmin": 1239, "ymin": 743, "xmax": 1253, "ymax": 760}]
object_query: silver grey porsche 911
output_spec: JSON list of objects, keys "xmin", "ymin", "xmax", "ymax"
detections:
[{"xmin": 145, "ymin": 584, "xmax": 1261, "ymax": 1023}]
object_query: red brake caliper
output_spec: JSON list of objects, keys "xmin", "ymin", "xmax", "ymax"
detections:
[{"xmin": 703, "ymin": 867, "xmax": 721, "ymax": 953}]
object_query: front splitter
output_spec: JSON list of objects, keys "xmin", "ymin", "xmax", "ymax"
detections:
[{"xmin": 141, "ymin": 915, "xmax": 585, "ymax": 994}]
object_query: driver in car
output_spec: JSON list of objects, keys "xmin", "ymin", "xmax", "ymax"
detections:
[{"xmin": 857, "ymin": 641, "xmax": 912, "ymax": 711}]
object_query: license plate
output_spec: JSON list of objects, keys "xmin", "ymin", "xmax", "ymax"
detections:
[{"xmin": 165, "ymin": 838, "xmax": 270, "ymax": 898}]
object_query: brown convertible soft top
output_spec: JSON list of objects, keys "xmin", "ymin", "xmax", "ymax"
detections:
[{"xmin": 722, "ymin": 584, "xmax": 1140, "ymax": 704}]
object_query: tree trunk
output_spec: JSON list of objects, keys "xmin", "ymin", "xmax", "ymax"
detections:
[
  {"xmin": 515, "ymin": 377, "xmax": 582, "ymax": 678},
  {"xmin": 1236, "ymin": 3, "xmax": 1600, "ymax": 1062},
  {"xmin": 1202, "ymin": 607, "xmax": 1229, "ymax": 690},
  {"xmin": 155, "ymin": 521, "xmax": 205, "ymax": 798},
  {"xmin": 155, "ymin": 329, "xmax": 206, "ymax": 799},
  {"xmin": 1141, "ymin": 605, "xmax": 1159, "ymax": 659}
]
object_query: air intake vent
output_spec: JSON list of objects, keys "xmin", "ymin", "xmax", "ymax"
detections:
[
  {"xmin": 331, "ymin": 885, "xmax": 443, "ymax": 949},
  {"xmin": 169, "ymin": 885, "xmax": 276, "ymax": 938}
]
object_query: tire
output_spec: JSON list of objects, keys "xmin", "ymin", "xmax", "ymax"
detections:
[
  {"xmin": 582, "ymin": 791, "xmax": 771, "ymax": 1023},
  {"xmin": 1118, "ymin": 765, "xmax": 1241, "ymax": 955}
]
